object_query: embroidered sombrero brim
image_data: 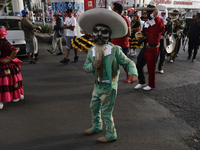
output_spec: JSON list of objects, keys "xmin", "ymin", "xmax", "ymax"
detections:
[{"xmin": 78, "ymin": 8, "xmax": 128, "ymax": 38}]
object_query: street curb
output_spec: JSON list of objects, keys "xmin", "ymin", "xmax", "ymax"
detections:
[
  {"xmin": 35, "ymin": 33, "xmax": 52, "ymax": 44},
  {"xmin": 35, "ymin": 33, "xmax": 66, "ymax": 45}
]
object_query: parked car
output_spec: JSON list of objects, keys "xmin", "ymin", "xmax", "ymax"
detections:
[{"xmin": 0, "ymin": 16, "xmax": 39, "ymax": 57}]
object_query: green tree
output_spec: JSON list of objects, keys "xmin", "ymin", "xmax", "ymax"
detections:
[{"xmin": 6, "ymin": 0, "xmax": 13, "ymax": 16}]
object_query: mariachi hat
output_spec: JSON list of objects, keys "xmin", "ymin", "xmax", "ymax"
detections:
[
  {"xmin": 136, "ymin": 1, "xmax": 156, "ymax": 11},
  {"xmin": 168, "ymin": 8, "xmax": 179, "ymax": 14},
  {"xmin": 53, "ymin": 13, "xmax": 61, "ymax": 17},
  {"xmin": 142, "ymin": 11, "xmax": 147, "ymax": 14},
  {"xmin": 78, "ymin": 8, "xmax": 128, "ymax": 38}
]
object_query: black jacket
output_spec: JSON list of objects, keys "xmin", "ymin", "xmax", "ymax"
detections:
[
  {"xmin": 162, "ymin": 18, "xmax": 172, "ymax": 36},
  {"xmin": 54, "ymin": 17, "xmax": 64, "ymax": 37}
]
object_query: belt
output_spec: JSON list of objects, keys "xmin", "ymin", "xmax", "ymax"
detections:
[{"xmin": 146, "ymin": 44, "xmax": 159, "ymax": 49}]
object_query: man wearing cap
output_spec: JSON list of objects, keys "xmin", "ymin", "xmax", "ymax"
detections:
[
  {"xmin": 21, "ymin": 9, "xmax": 41, "ymax": 64},
  {"xmin": 169, "ymin": 9, "xmax": 185, "ymax": 62},
  {"xmin": 47, "ymin": 13, "xmax": 64, "ymax": 55},
  {"xmin": 60, "ymin": 8, "xmax": 79, "ymax": 63},
  {"xmin": 134, "ymin": 1, "xmax": 165, "ymax": 91},
  {"xmin": 80, "ymin": 8, "xmax": 138, "ymax": 142}
]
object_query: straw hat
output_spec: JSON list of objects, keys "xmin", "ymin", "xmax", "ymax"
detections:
[{"xmin": 78, "ymin": 8, "xmax": 128, "ymax": 38}]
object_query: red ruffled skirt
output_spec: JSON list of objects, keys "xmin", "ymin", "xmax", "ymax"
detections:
[{"xmin": 0, "ymin": 57, "xmax": 24, "ymax": 102}]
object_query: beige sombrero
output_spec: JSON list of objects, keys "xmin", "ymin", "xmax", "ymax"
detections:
[{"xmin": 78, "ymin": 8, "xmax": 128, "ymax": 38}]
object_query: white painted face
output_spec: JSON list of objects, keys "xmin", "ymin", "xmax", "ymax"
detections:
[{"xmin": 92, "ymin": 25, "xmax": 111, "ymax": 45}]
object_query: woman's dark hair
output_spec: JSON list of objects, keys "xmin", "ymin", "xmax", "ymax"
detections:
[{"xmin": 113, "ymin": 2, "xmax": 123, "ymax": 14}]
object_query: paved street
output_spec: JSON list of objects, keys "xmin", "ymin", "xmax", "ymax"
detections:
[{"xmin": 0, "ymin": 40, "xmax": 200, "ymax": 150}]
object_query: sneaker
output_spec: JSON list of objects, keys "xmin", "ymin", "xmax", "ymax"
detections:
[
  {"xmin": 12, "ymin": 99, "xmax": 20, "ymax": 102},
  {"xmin": 130, "ymin": 50, "xmax": 136, "ymax": 56},
  {"xmin": 143, "ymin": 86, "xmax": 152, "ymax": 91},
  {"xmin": 176, "ymin": 54, "xmax": 178, "ymax": 57},
  {"xmin": 57, "ymin": 52, "xmax": 63, "ymax": 55},
  {"xmin": 28, "ymin": 60, "xmax": 36, "ymax": 64},
  {"xmin": 187, "ymin": 57, "xmax": 191, "ymax": 60},
  {"xmin": 21, "ymin": 95, "xmax": 24, "ymax": 100},
  {"xmin": 192, "ymin": 59, "xmax": 196, "ymax": 62},
  {"xmin": 134, "ymin": 83, "xmax": 146, "ymax": 90},
  {"xmin": 47, "ymin": 49, "xmax": 53, "ymax": 54},
  {"xmin": 32, "ymin": 57, "xmax": 36, "ymax": 61},
  {"xmin": 0, "ymin": 102, "xmax": 3, "ymax": 109},
  {"xmin": 159, "ymin": 70, "xmax": 164, "ymax": 74},
  {"xmin": 125, "ymin": 76, "xmax": 130, "ymax": 83},
  {"xmin": 74, "ymin": 56, "xmax": 79, "ymax": 63},
  {"xmin": 169, "ymin": 60, "xmax": 174, "ymax": 63},
  {"xmin": 60, "ymin": 58, "xmax": 70, "ymax": 63}
]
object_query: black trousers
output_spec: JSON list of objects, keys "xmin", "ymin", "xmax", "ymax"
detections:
[
  {"xmin": 188, "ymin": 38, "xmax": 199, "ymax": 60},
  {"xmin": 136, "ymin": 48, "xmax": 146, "ymax": 85},
  {"xmin": 158, "ymin": 39, "xmax": 166, "ymax": 70}
]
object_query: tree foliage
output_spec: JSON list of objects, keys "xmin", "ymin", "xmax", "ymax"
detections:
[{"xmin": 6, "ymin": 0, "xmax": 13, "ymax": 16}]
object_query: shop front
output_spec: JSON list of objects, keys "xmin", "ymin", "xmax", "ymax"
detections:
[{"xmin": 145, "ymin": 0, "xmax": 200, "ymax": 17}]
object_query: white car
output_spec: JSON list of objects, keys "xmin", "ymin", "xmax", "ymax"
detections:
[{"xmin": 0, "ymin": 16, "xmax": 39, "ymax": 57}]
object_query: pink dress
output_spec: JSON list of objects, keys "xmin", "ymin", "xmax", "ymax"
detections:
[{"xmin": 0, "ymin": 39, "xmax": 24, "ymax": 102}]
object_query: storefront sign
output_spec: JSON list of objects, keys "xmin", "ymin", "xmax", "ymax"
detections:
[
  {"xmin": 155, "ymin": 0, "xmax": 172, "ymax": 5},
  {"xmin": 173, "ymin": 1, "xmax": 193, "ymax": 5}
]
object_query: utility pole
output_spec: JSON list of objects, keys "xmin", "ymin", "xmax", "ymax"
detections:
[
  {"xmin": 42, "ymin": 1, "xmax": 45, "ymax": 26},
  {"xmin": 134, "ymin": 0, "xmax": 137, "ymax": 9}
]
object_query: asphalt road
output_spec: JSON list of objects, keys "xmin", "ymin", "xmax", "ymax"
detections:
[{"xmin": 0, "ymin": 41, "xmax": 199, "ymax": 150}]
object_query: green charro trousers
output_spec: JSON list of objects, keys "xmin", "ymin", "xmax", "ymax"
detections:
[{"xmin": 90, "ymin": 82, "xmax": 117, "ymax": 140}]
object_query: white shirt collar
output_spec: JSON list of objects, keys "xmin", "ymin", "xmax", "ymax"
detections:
[{"xmin": 92, "ymin": 44, "xmax": 112, "ymax": 57}]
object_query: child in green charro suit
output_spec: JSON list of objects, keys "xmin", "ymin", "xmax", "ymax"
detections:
[{"xmin": 79, "ymin": 8, "xmax": 138, "ymax": 143}]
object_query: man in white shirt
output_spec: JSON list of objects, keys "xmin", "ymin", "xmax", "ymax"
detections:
[{"xmin": 60, "ymin": 8, "xmax": 79, "ymax": 63}]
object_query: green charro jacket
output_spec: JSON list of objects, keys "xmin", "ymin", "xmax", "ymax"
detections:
[{"xmin": 83, "ymin": 42, "xmax": 138, "ymax": 90}]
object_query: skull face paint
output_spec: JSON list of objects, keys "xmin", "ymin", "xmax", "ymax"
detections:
[{"xmin": 92, "ymin": 25, "xmax": 111, "ymax": 45}]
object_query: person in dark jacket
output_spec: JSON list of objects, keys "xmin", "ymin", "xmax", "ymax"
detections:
[
  {"xmin": 187, "ymin": 13, "xmax": 200, "ymax": 62},
  {"xmin": 47, "ymin": 13, "xmax": 64, "ymax": 55}
]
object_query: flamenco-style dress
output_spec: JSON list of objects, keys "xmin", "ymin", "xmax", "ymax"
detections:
[
  {"xmin": 129, "ymin": 20, "xmax": 142, "ymax": 49},
  {"xmin": 71, "ymin": 34, "xmax": 94, "ymax": 52},
  {"xmin": 0, "ymin": 39, "xmax": 24, "ymax": 102}
]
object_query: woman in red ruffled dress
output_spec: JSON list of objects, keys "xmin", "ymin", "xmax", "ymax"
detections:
[{"xmin": 0, "ymin": 27, "xmax": 24, "ymax": 109}]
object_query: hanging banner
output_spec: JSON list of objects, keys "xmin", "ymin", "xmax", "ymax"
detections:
[
  {"xmin": 51, "ymin": 0, "xmax": 84, "ymax": 22},
  {"xmin": 96, "ymin": 0, "xmax": 139, "ymax": 8},
  {"xmin": 84, "ymin": 0, "xmax": 96, "ymax": 10}
]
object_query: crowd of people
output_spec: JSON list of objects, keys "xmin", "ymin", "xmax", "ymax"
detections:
[{"xmin": 0, "ymin": 0, "xmax": 200, "ymax": 144}]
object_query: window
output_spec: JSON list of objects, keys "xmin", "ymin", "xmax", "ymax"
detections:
[{"xmin": 0, "ymin": 19, "xmax": 21, "ymax": 30}]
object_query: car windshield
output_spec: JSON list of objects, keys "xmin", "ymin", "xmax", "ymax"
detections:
[{"xmin": 0, "ymin": 19, "xmax": 21, "ymax": 30}]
